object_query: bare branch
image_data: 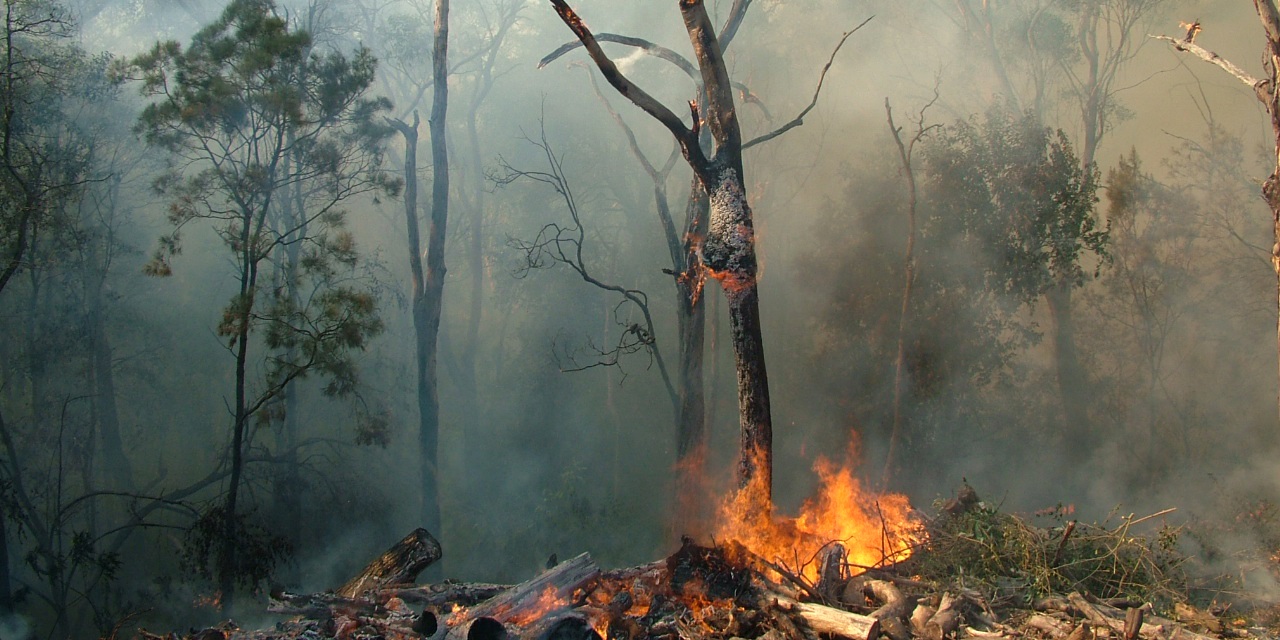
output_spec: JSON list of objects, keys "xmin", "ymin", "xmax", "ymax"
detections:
[
  {"xmin": 717, "ymin": 0, "xmax": 754, "ymax": 50},
  {"xmin": 1150, "ymin": 34, "xmax": 1262, "ymax": 88},
  {"xmin": 542, "ymin": 36, "xmax": 770, "ymax": 121},
  {"xmin": 744, "ymin": 17, "xmax": 872, "ymax": 150},
  {"xmin": 539, "ymin": 33, "xmax": 697, "ymax": 77},
  {"xmin": 547, "ymin": 0, "xmax": 704, "ymax": 171},
  {"xmin": 497, "ymin": 119, "xmax": 679, "ymax": 408}
]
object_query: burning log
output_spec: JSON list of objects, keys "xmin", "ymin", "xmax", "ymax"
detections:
[
  {"xmin": 336, "ymin": 527, "xmax": 442, "ymax": 598},
  {"xmin": 444, "ymin": 552, "xmax": 600, "ymax": 640}
]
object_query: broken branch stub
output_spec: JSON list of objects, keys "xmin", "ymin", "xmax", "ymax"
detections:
[{"xmin": 336, "ymin": 527, "xmax": 442, "ymax": 598}]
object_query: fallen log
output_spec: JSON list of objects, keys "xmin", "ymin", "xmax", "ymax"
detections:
[
  {"xmin": 795, "ymin": 601, "xmax": 883, "ymax": 640},
  {"xmin": 445, "ymin": 552, "xmax": 601, "ymax": 640},
  {"xmin": 336, "ymin": 528, "xmax": 442, "ymax": 598},
  {"xmin": 387, "ymin": 581, "xmax": 509, "ymax": 607}
]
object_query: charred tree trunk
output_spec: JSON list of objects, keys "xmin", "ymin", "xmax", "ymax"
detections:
[
  {"xmin": 703, "ymin": 164, "xmax": 773, "ymax": 494},
  {"xmin": 551, "ymin": 0, "xmax": 775, "ymax": 502}
]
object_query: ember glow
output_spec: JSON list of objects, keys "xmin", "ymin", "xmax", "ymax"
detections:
[
  {"xmin": 715, "ymin": 448, "xmax": 922, "ymax": 582},
  {"xmin": 507, "ymin": 584, "xmax": 565, "ymax": 625}
]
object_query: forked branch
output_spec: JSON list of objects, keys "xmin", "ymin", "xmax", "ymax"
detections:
[{"xmin": 547, "ymin": 0, "xmax": 707, "ymax": 173}]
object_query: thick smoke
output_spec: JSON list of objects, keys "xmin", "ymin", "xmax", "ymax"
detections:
[{"xmin": 1, "ymin": 0, "xmax": 1279, "ymax": 635}]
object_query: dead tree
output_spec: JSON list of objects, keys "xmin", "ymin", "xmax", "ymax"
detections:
[
  {"xmin": 547, "ymin": 2, "xmax": 865, "ymax": 510},
  {"xmin": 881, "ymin": 92, "xmax": 939, "ymax": 486},
  {"xmin": 1154, "ymin": 2, "xmax": 1280, "ymax": 421},
  {"xmin": 548, "ymin": 0, "xmax": 774, "ymax": 500}
]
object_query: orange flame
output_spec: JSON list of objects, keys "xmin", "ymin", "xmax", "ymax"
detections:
[
  {"xmin": 714, "ymin": 447, "xmax": 922, "ymax": 583},
  {"xmin": 508, "ymin": 584, "xmax": 565, "ymax": 625}
]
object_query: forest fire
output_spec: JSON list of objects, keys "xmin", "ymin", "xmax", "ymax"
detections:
[{"xmin": 714, "ymin": 449, "xmax": 923, "ymax": 583}]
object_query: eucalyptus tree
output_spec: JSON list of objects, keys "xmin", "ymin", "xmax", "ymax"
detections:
[
  {"xmin": 913, "ymin": 0, "xmax": 1165, "ymax": 445},
  {"xmin": 125, "ymin": 0, "xmax": 396, "ymax": 610}
]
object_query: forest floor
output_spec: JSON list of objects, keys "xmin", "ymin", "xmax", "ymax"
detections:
[{"xmin": 138, "ymin": 486, "xmax": 1280, "ymax": 640}]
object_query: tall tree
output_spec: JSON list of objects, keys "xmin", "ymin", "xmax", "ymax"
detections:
[
  {"xmin": 418, "ymin": 0, "xmax": 448, "ymax": 543},
  {"xmin": 549, "ymin": 0, "xmax": 774, "ymax": 502},
  {"xmin": 126, "ymin": 0, "xmax": 395, "ymax": 609},
  {"xmin": 929, "ymin": 0, "xmax": 1166, "ymax": 445},
  {"xmin": 0, "ymin": 0, "xmax": 97, "ymax": 623}
]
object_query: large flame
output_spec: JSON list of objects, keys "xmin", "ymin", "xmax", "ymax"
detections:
[{"xmin": 714, "ymin": 448, "xmax": 922, "ymax": 583}]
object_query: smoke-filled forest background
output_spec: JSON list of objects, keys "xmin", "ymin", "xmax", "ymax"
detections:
[{"xmin": 2, "ymin": 0, "xmax": 1278, "ymax": 636}]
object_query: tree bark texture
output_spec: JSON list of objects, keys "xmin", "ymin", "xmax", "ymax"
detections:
[{"xmin": 702, "ymin": 166, "xmax": 772, "ymax": 495}]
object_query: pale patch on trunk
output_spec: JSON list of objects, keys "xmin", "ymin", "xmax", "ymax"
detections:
[{"xmin": 703, "ymin": 167, "xmax": 756, "ymax": 296}]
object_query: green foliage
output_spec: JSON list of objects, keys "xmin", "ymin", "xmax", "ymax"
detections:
[
  {"xmin": 924, "ymin": 105, "xmax": 1108, "ymax": 301},
  {"xmin": 916, "ymin": 499, "xmax": 1188, "ymax": 608},
  {"xmin": 181, "ymin": 506, "xmax": 292, "ymax": 591}
]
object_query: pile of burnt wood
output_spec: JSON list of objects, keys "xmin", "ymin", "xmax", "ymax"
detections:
[{"xmin": 142, "ymin": 528, "xmax": 1243, "ymax": 640}]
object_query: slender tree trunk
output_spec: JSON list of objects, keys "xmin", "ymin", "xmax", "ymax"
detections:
[
  {"xmin": 883, "ymin": 99, "xmax": 919, "ymax": 487},
  {"xmin": 275, "ymin": 155, "xmax": 306, "ymax": 578},
  {"xmin": 0, "ymin": 437, "xmax": 11, "ymax": 616},
  {"xmin": 1256, "ymin": 0, "xmax": 1280, "ymax": 423},
  {"xmin": 219, "ymin": 217, "xmax": 259, "ymax": 613},
  {"xmin": 1046, "ymin": 282, "xmax": 1090, "ymax": 458},
  {"xmin": 674, "ymin": 182, "xmax": 709, "ymax": 533},
  {"xmin": 86, "ymin": 240, "xmax": 132, "ymax": 491},
  {"xmin": 458, "ymin": 111, "xmax": 484, "ymax": 499},
  {"xmin": 418, "ymin": 0, "xmax": 449, "ymax": 541}
]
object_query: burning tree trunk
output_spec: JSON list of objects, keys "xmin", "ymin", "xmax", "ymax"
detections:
[
  {"xmin": 549, "ymin": 0, "xmax": 774, "ymax": 502},
  {"xmin": 1154, "ymin": 3, "xmax": 1280, "ymax": 422}
]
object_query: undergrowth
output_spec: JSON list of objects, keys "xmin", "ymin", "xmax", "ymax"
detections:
[{"xmin": 909, "ymin": 491, "xmax": 1188, "ymax": 609}]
